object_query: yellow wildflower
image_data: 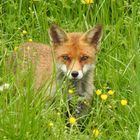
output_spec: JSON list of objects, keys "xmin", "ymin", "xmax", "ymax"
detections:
[
  {"xmin": 68, "ymin": 89, "xmax": 74, "ymax": 94},
  {"xmin": 108, "ymin": 90, "xmax": 114, "ymax": 95},
  {"xmin": 96, "ymin": 89, "xmax": 102, "ymax": 95},
  {"xmin": 69, "ymin": 116, "xmax": 76, "ymax": 125},
  {"xmin": 93, "ymin": 128, "xmax": 100, "ymax": 137},
  {"xmin": 81, "ymin": 0, "xmax": 94, "ymax": 4},
  {"xmin": 22, "ymin": 30, "xmax": 27, "ymax": 35},
  {"xmin": 100, "ymin": 94, "xmax": 108, "ymax": 100},
  {"xmin": 28, "ymin": 38, "xmax": 33, "ymax": 42},
  {"xmin": 121, "ymin": 99, "xmax": 128, "ymax": 106}
]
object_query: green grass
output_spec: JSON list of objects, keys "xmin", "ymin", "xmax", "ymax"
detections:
[{"xmin": 0, "ymin": 0, "xmax": 140, "ymax": 139}]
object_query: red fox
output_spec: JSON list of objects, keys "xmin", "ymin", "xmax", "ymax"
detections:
[{"xmin": 14, "ymin": 24, "xmax": 102, "ymax": 117}]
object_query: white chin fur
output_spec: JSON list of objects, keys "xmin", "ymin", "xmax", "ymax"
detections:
[
  {"xmin": 83, "ymin": 64, "xmax": 95, "ymax": 74},
  {"xmin": 58, "ymin": 64, "xmax": 95, "ymax": 80},
  {"xmin": 60, "ymin": 64, "xmax": 67, "ymax": 73},
  {"xmin": 76, "ymin": 70, "xmax": 83, "ymax": 79}
]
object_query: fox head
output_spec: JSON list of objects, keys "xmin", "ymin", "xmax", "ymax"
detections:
[{"xmin": 49, "ymin": 24, "xmax": 102, "ymax": 80}]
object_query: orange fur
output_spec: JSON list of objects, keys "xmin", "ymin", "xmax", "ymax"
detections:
[
  {"xmin": 13, "ymin": 24, "xmax": 102, "ymax": 117},
  {"xmin": 15, "ymin": 25, "xmax": 102, "ymax": 103},
  {"xmin": 54, "ymin": 32, "xmax": 97, "ymax": 71}
]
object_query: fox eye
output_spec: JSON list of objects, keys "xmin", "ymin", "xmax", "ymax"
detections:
[
  {"xmin": 62, "ymin": 55, "xmax": 70, "ymax": 61},
  {"xmin": 80, "ymin": 56, "xmax": 89, "ymax": 61}
]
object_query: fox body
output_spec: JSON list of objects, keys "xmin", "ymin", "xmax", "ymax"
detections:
[{"xmin": 16, "ymin": 24, "xmax": 102, "ymax": 117}]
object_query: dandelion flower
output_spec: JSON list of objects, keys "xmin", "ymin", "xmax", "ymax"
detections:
[
  {"xmin": 22, "ymin": 30, "xmax": 27, "ymax": 35},
  {"xmin": 121, "ymin": 99, "xmax": 128, "ymax": 106},
  {"xmin": 96, "ymin": 89, "xmax": 102, "ymax": 95},
  {"xmin": 68, "ymin": 89, "xmax": 74, "ymax": 94},
  {"xmin": 48, "ymin": 122, "xmax": 53, "ymax": 127},
  {"xmin": 69, "ymin": 116, "xmax": 76, "ymax": 125},
  {"xmin": 28, "ymin": 38, "xmax": 32, "ymax": 42},
  {"xmin": 108, "ymin": 90, "xmax": 114, "ymax": 95},
  {"xmin": 81, "ymin": 0, "xmax": 94, "ymax": 4},
  {"xmin": 93, "ymin": 128, "xmax": 100, "ymax": 137},
  {"xmin": 101, "ymin": 94, "xmax": 108, "ymax": 100}
]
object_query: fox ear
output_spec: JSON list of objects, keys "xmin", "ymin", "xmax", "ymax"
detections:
[
  {"xmin": 49, "ymin": 24, "xmax": 68, "ymax": 44},
  {"xmin": 83, "ymin": 25, "xmax": 103, "ymax": 48}
]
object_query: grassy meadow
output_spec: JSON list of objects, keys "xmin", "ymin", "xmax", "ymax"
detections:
[{"xmin": 0, "ymin": 0, "xmax": 140, "ymax": 139}]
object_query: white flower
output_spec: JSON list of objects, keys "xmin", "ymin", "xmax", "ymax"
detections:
[{"xmin": 0, "ymin": 83, "xmax": 10, "ymax": 91}]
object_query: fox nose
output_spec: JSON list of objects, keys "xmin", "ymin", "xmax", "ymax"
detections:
[{"xmin": 71, "ymin": 71, "xmax": 79, "ymax": 78}]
